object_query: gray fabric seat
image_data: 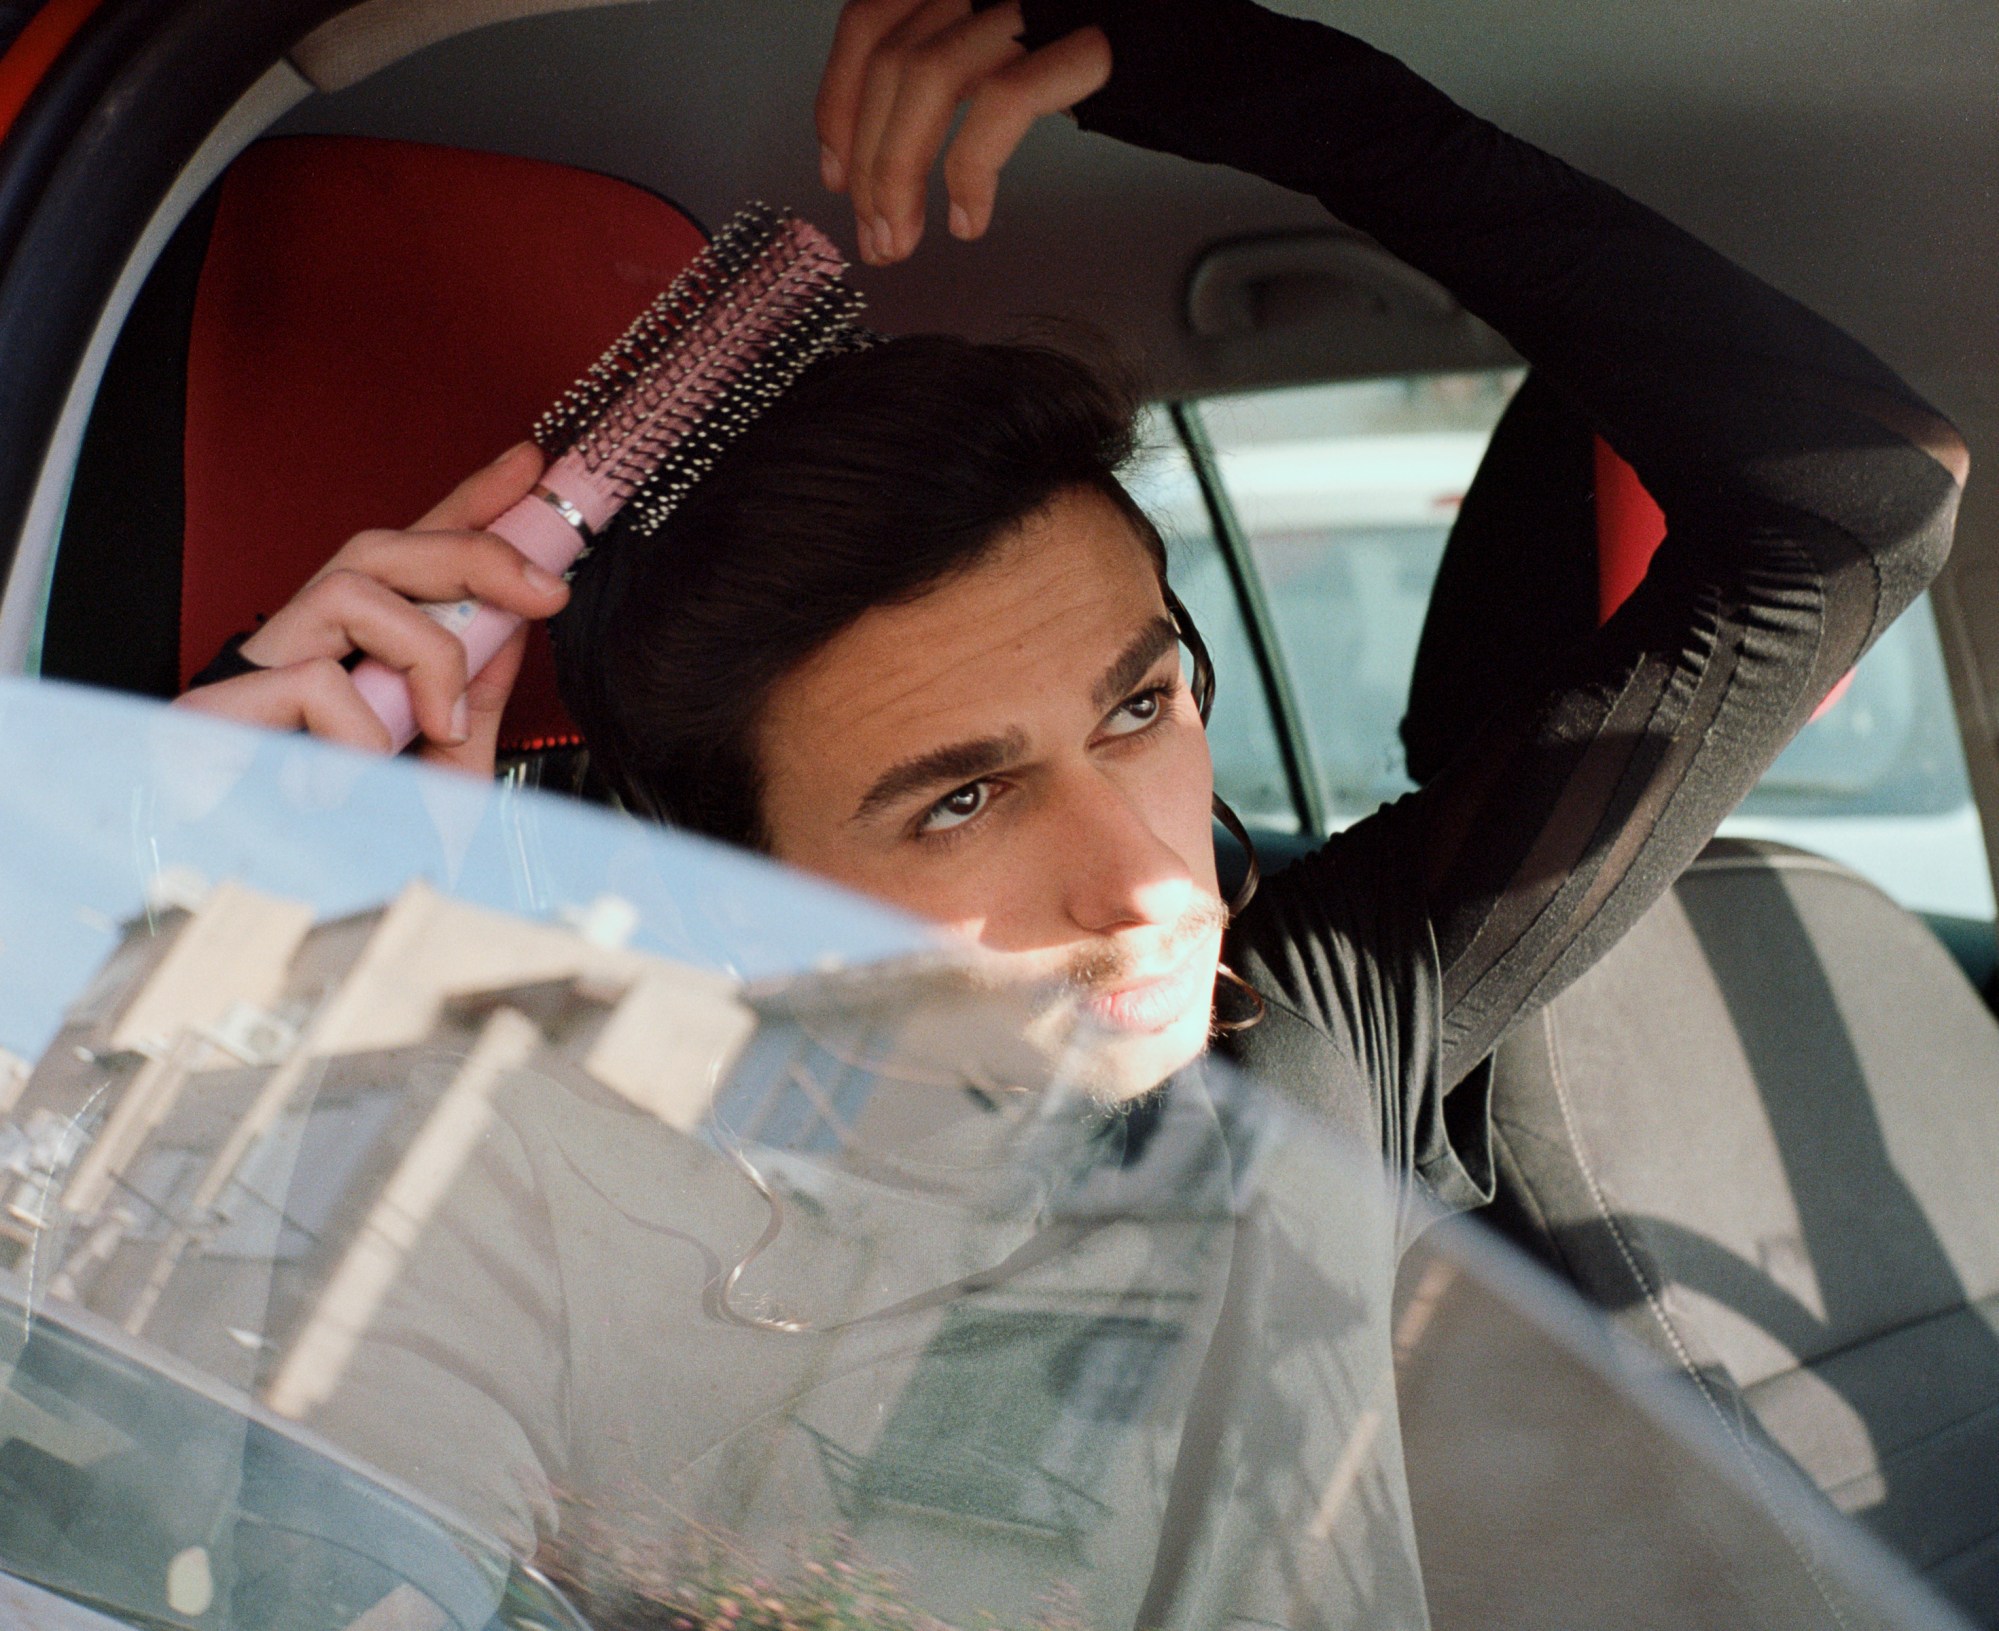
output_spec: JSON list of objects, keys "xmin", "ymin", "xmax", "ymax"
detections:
[{"xmin": 1480, "ymin": 835, "xmax": 1999, "ymax": 1624}]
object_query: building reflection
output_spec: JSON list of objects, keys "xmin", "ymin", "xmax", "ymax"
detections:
[
  {"xmin": 0, "ymin": 876, "xmax": 1325, "ymax": 1629},
  {"xmin": 6, "ymin": 879, "xmax": 744, "ymax": 1373}
]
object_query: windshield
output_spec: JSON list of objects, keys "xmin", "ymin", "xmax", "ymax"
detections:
[{"xmin": 0, "ymin": 680, "xmax": 1970, "ymax": 1631}]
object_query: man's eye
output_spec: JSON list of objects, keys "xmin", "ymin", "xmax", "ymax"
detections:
[
  {"xmin": 1103, "ymin": 687, "xmax": 1168, "ymax": 738},
  {"xmin": 918, "ymin": 781, "xmax": 990, "ymax": 834}
]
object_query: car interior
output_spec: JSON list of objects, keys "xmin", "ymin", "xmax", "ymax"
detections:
[{"xmin": 0, "ymin": 0, "xmax": 1995, "ymax": 1624}]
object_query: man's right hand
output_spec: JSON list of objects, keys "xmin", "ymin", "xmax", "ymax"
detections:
[{"xmin": 172, "ymin": 442, "xmax": 569, "ymax": 777}]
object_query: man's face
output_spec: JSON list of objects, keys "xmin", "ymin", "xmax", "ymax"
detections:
[{"xmin": 758, "ymin": 485, "xmax": 1225, "ymax": 1099}]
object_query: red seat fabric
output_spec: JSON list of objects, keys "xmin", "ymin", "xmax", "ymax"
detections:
[
  {"xmin": 1591, "ymin": 437, "xmax": 1667, "ymax": 624},
  {"xmin": 1594, "ymin": 435, "xmax": 1850, "ymax": 718},
  {"xmin": 181, "ymin": 135, "xmax": 708, "ymax": 750}
]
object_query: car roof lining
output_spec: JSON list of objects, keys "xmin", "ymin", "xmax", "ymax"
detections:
[{"xmin": 262, "ymin": 0, "xmax": 1998, "ymax": 406}]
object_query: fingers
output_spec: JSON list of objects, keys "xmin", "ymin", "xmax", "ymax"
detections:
[
  {"xmin": 183, "ymin": 445, "xmax": 563, "ymax": 763},
  {"xmin": 175, "ymin": 621, "xmax": 536, "ymax": 777},
  {"xmin": 419, "ymin": 624, "xmax": 530, "ymax": 777},
  {"xmin": 245, "ymin": 535, "xmax": 566, "ymax": 673},
  {"xmin": 852, "ymin": 2, "xmax": 1027, "ymax": 260},
  {"xmin": 845, "ymin": 0, "xmax": 981, "ymax": 253},
  {"xmin": 240, "ymin": 571, "xmax": 474, "ymax": 745},
  {"xmin": 817, "ymin": 0, "xmax": 938, "ymax": 192},
  {"xmin": 174, "ymin": 661, "xmax": 395, "ymax": 756},
  {"xmin": 943, "ymin": 26, "xmax": 1110, "ymax": 240},
  {"xmin": 316, "ymin": 530, "xmax": 570, "ymax": 615},
  {"xmin": 820, "ymin": 0, "xmax": 1111, "ymax": 266},
  {"xmin": 412, "ymin": 440, "xmax": 547, "ymax": 532}
]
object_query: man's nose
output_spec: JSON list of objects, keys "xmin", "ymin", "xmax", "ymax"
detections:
[{"xmin": 1053, "ymin": 769, "xmax": 1198, "ymax": 937}]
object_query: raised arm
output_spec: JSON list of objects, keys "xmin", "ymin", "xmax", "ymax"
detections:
[
  {"xmin": 823, "ymin": 0, "xmax": 1967, "ymax": 1090},
  {"xmin": 1035, "ymin": 0, "xmax": 1967, "ymax": 1080}
]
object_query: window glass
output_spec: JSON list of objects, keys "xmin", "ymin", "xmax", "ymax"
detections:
[
  {"xmin": 1726, "ymin": 600, "xmax": 1994, "ymax": 919},
  {"xmin": 1125, "ymin": 409, "xmax": 1298, "ymax": 831},
  {"xmin": 0, "ymin": 679, "xmax": 1974, "ymax": 1631},
  {"xmin": 1190, "ymin": 373, "xmax": 1994, "ymax": 922},
  {"xmin": 1195, "ymin": 373, "xmax": 1522, "ymax": 825}
]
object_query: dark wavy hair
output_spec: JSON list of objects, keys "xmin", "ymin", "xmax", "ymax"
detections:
[{"xmin": 550, "ymin": 334, "xmax": 1165, "ymax": 848}]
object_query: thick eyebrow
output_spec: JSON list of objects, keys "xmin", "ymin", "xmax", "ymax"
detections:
[
  {"xmin": 852, "ymin": 729, "xmax": 1029, "ymax": 826},
  {"xmin": 849, "ymin": 617, "xmax": 1180, "ymax": 829},
  {"xmin": 1092, "ymin": 616, "xmax": 1180, "ymax": 713}
]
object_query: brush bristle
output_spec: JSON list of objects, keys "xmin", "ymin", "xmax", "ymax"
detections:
[{"xmin": 532, "ymin": 202, "xmax": 873, "ymax": 537}]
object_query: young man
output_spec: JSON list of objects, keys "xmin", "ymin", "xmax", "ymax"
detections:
[
  {"xmin": 176, "ymin": 0, "xmax": 1964, "ymax": 1615},
  {"xmin": 181, "ymin": 0, "xmax": 1964, "ymax": 1154}
]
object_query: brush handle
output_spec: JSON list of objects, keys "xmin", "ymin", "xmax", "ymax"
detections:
[{"xmin": 350, "ymin": 480, "xmax": 594, "ymax": 753}]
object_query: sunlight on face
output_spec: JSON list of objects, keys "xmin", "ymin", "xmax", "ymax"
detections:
[{"xmin": 757, "ymin": 487, "xmax": 1224, "ymax": 1099}]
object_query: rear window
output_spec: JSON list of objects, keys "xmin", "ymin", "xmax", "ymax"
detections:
[{"xmin": 1163, "ymin": 370, "xmax": 1993, "ymax": 923}]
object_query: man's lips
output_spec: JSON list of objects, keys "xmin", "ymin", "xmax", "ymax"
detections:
[{"xmin": 1079, "ymin": 945, "xmax": 1217, "ymax": 1035}]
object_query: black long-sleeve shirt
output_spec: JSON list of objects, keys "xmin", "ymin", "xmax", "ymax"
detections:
[{"xmin": 1021, "ymin": 0, "xmax": 1966, "ymax": 1219}]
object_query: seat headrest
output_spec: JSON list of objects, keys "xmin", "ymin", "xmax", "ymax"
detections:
[
  {"xmin": 1592, "ymin": 432, "xmax": 1668, "ymax": 623},
  {"xmin": 181, "ymin": 135, "xmax": 708, "ymax": 750}
]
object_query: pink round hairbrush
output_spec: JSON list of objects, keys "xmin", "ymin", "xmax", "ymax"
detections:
[{"xmin": 350, "ymin": 203, "xmax": 870, "ymax": 752}]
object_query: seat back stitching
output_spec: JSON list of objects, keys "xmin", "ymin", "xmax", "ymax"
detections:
[{"xmin": 1539, "ymin": 1002, "xmax": 1856, "ymax": 1629}]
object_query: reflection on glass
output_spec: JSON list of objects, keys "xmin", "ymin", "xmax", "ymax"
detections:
[
  {"xmin": 0, "ymin": 683, "xmax": 1972, "ymax": 1631},
  {"xmin": 0, "ymin": 865, "xmax": 1408, "ymax": 1629},
  {"xmin": 806, "ymin": 1308, "xmax": 1177, "ymax": 1537}
]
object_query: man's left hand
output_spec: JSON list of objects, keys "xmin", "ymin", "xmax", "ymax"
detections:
[{"xmin": 815, "ymin": 0, "xmax": 1111, "ymax": 266}]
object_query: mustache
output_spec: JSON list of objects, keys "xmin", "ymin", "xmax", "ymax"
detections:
[{"xmin": 1060, "ymin": 894, "xmax": 1231, "ymax": 992}]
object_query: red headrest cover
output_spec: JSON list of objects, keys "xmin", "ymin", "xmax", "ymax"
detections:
[
  {"xmin": 1592, "ymin": 438, "xmax": 1667, "ymax": 625},
  {"xmin": 1594, "ymin": 436, "xmax": 1850, "ymax": 716},
  {"xmin": 182, "ymin": 135, "xmax": 708, "ymax": 750}
]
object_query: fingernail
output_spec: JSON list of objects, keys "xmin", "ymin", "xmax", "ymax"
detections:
[
  {"xmin": 871, "ymin": 215, "xmax": 894, "ymax": 260},
  {"xmin": 494, "ymin": 439, "xmax": 534, "ymax": 465},
  {"xmin": 522, "ymin": 561, "xmax": 564, "ymax": 593},
  {"xmin": 449, "ymin": 695, "xmax": 470, "ymax": 743},
  {"xmin": 820, "ymin": 143, "xmax": 843, "ymax": 190},
  {"xmin": 856, "ymin": 217, "xmax": 875, "ymax": 262},
  {"xmin": 949, "ymin": 202, "xmax": 972, "ymax": 240}
]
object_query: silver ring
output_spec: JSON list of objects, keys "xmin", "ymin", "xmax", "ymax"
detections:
[{"xmin": 535, "ymin": 485, "xmax": 593, "ymax": 539}]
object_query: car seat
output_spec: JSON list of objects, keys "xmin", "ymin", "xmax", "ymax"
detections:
[
  {"xmin": 38, "ymin": 133, "xmax": 709, "ymax": 761},
  {"xmin": 1398, "ymin": 374, "xmax": 1999, "ymax": 1627}
]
